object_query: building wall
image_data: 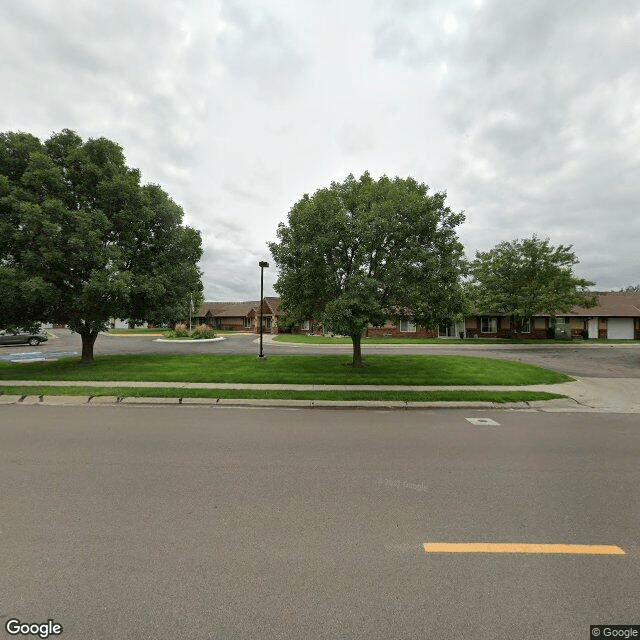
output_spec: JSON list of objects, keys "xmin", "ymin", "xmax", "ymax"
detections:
[
  {"xmin": 111, "ymin": 319, "xmax": 149, "ymax": 329},
  {"xmin": 365, "ymin": 324, "xmax": 437, "ymax": 338},
  {"xmin": 465, "ymin": 316, "xmax": 550, "ymax": 339},
  {"xmin": 291, "ymin": 320, "xmax": 322, "ymax": 335},
  {"xmin": 217, "ymin": 317, "xmax": 250, "ymax": 331},
  {"xmin": 252, "ymin": 315, "xmax": 279, "ymax": 334}
]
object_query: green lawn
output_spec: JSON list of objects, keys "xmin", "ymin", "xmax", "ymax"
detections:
[
  {"xmin": 273, "ymin": 335, "xmax": 579, "ymax": 344},
  {"xmin": 107, "ymin": 329, "xmax": 245, "ymax": 338},
  {"xmin": 161, "ymin": 329, "xmax": 244, "ymax": 337},
  {"xmin": 0, "ymin": 385, "xmax": 565, "ymax": 403},
  {"xmin": 0, "ymin": 354, "xmax": 570, "ymax": 385}
]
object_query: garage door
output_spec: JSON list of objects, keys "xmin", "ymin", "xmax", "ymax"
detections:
[{"xmin": 607, "ymin": 318, "xmax": 634, "ymax": 339}]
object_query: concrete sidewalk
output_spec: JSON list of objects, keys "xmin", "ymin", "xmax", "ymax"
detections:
[
  {"xmin": 260, "ymin": 334, "xmax": 640, "ymax": 349},
  {"xmin": 2, "ymin": 377, "xmax": 640, "ymax": 412}
]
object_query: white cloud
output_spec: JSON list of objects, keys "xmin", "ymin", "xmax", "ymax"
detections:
[
  {"xmin": 1, "ymin": 0, "xmax": 639, "ymax": 297},
  {"xmin": 443, "ymin": 12, "xmax": 458, "ymax": 34}
]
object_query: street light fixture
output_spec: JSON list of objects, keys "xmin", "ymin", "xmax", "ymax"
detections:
[{"xmin": 258, "ymin": 261, "xmax": 269, "ymax": 358}]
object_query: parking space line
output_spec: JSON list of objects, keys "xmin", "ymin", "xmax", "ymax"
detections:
[{"xmin": 423, "ymin": 542, "xmax": 625, "ymax": 555}]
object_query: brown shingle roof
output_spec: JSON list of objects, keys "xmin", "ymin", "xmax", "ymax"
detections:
[
  {"xmin": 562, "ymin": 292, "xmax": 640, "ymax": 317},
  {"xmin": 524, "ymin": 293, "xmax": 640, "ymax": 317},
  {"xmin": 197, "ymin": 298, "xmax": 283, "ymax": 318},
  {"xmin": 198, "ymin": 301, "xmax": 260, "ymax": 318},
  {"xmin": 263, "ymin": 297, "xmax": 283, "ymax": 315}
]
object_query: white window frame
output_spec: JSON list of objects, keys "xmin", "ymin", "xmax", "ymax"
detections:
[
  {"xmin": 481, "ymin": 317, "xmax": 497, "ymax": 333},
  {"xmin": 400, "ymin": 320, "xmax": 417, "ymax": 333},
  {"xmin": 300, "ymin": 320, "xmax": 310, "ymax": 330}
]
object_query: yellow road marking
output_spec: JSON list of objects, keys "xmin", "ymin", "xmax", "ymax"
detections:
[{"xmin": 423, "ymin": 543, "xmax": 625, "ymax": 555}]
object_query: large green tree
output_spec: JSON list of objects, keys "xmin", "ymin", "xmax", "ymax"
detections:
[
  {"xmin": 469, "ymin": 235, "xmax": 595, "ymax": 333},
  {"xmin": 0, "ymin": 129, "xmax": 203, "ymax": 363},
  {"xmin": 269, "ymin": 172, "xmax": 468, "ymax": 366}
]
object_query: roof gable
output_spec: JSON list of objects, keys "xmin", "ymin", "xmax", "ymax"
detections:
[{"xmin": 197, "ymin": 301, "xmax": 260, "ymax": 317}]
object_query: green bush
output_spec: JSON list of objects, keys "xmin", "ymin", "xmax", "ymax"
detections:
[
  {"xmin": 174, "ymin": 323, "xmax": 189, "ymax": 337},
  {"xmin": 163, "ymin": 323, "xmax": 216, "ymax": 339},
  {"xmin": 192, "ymin": 323, "xmax": 217, "ymax": 339}
]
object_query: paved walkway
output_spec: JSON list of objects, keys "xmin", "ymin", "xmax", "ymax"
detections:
[
  {"xmin": 2, "ymin": 377, "xmax": 640, "ymax": 412},
  {"xmin": 259, "ymin": 334, "xmax": 640, "ymax": 349}
]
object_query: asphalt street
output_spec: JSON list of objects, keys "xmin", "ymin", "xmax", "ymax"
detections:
[
  {"xmin": 2, "ymin": 332, "xmax": 639, "ymax": 639},
  {"xmin": 1, "ymin": 406, "xmax": 638, "ymax": 639}
]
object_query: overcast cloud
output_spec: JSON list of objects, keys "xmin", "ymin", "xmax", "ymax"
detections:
[{"xmin": 2, "ymin": 0, "xmax": 639, "ymax": 298}]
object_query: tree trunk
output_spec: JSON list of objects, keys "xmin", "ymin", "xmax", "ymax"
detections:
[
  {"xmin": 351, "ymin": 333, "xmax": 364, "ymax": 367},
  {"xmin": 80, "ymin": 330, "xmax": 98, "ymax": 364}
]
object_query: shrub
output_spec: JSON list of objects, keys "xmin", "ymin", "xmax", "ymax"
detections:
[
  {"xmin": 163, "ymin": 323, "xmax": 217, "ymax": 339},
  {"xmin": 192, "ymin": 324, "xmax": 217, "ymax": 339},
  {"xmin": 173, "ymin": 323, "xmax": 189, "ymax": 337}
]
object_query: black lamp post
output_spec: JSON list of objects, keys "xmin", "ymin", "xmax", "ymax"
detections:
[{"xmin": 258, "ymin": 261, "xmax": 269, "ymax": 358}]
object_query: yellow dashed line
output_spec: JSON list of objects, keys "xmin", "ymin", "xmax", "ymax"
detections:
[{"xmin": 423, "ymin": 543, "xmax": 625, "ymax": 555}]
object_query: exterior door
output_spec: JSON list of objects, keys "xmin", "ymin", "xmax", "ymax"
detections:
[
  {"xmin": 588, "ymin": 318, "xmax": 598, "ymax": 339},
  {"xmin": 439, "ymin": 322, "xmax": 464, "ymax": 338}
]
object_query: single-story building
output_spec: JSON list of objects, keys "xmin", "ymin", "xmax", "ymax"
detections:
[
  {"xmin": 195, "ymin": 292, "xmax": 640, "ymax": 339},
  {"xmin": 246, "ymin": 297, "xmax": 284, "ymax": 334},
  {"xmin": 196, "ymin": 297, "xmax": 284, "ymax": 333},
  {"xmin": 196, "ymin": 301, "xmax": 259, "ymax": 331},
  {"xmin": 554, "ymin": 292, "xmax": 640, "ymax": 340},
  {"xmin": 110, "ymin": 318, "xmax": 150, "ymax": 329},
  {"xmin": 467, "ymin": 293, "xmax": 640, "ymax": 340}
]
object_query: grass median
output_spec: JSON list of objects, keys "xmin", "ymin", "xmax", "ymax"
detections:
[
  {"xmin": 0, "ymin": 354, "xmax": 570, "ymax": 385},
  {"xmin": 0, "ymin": 385, "xmax": 566, "ymax": 403}
]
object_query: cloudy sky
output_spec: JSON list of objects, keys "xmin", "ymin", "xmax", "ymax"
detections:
[{"xmin": 2, "ymin": 0, "xmax": 639, "ymax": 299}]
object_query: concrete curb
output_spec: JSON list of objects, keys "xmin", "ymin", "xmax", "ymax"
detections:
[
  {"xmin": 3, "ymin": 378, "xmax": 640, "ymax": 412},
  {"xmin": 153, "ymin": 337, "xmax": 225, "ymax": 343},
  {"xmin": 0, "ymin": 394, "xmax": 585, "ymax": 411}
]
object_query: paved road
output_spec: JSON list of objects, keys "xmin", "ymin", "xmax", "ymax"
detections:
[
  {"xmin": 1, "ymin": 405, "xmax": 638, "ymax": 639},
  {"xmin": 4, "ymin": 329, "xmax": 640, "ymax": 378}
]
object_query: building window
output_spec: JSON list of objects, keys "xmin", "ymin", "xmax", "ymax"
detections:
[
  {"xmin": 439, "ymin": 323, "xmax": 464, "ymax": 338},
  {"xmin": 300, "ymin": 320, "xmax": 310, "ymax": 330},
  {"xmin": 400, "ymin": 320, "xmax": 416, "ymax": 333},
  {"xmin": 481, "ymin": 317, "xmax": 497, "ymax": 333}
]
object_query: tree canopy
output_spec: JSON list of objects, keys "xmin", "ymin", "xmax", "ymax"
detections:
[
  {"xmin": 269, "ymin": 172, "xmax": 467, "ymax": 365},
  {"xmin": 0, "ymin": 129, "xmax": 203, "ymax": 362},
  {"xmin": 468, "ymin": 235, "xmax": 595, "ymax": 332}
]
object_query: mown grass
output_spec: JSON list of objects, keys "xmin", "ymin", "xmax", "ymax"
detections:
[
  {"xmin": 106, "ymin": 328, "xmax": 244, "ymax": 337},
  {"xmin": 0, "ymin": 354, "xmax": 570, "ymax": 385},
  {"xmin": 0, "ymin": 385, "xmax": 566, "ymax": 403},
  {"xmin": 274, "ymin": 335, "xmax": 591, "ymax": 344}
]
